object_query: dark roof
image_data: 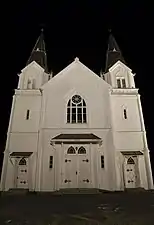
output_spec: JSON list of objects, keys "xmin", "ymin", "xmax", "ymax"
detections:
[
  {"xmin": 10, "ymin": 152, "xmax": 33, "ymax": 157},
  {"xmin": 52, "ymin": 133, "xmax": 101, "ymax": 140},
  {"xmin": 105, "ymin": 34, "xmax": 126, "ymax": 72},
  {"xmin": 26, "ymin": 30, "xmax": 48, "ymax": 73},
  {"xmin": 121, "ymin": 151, "xmax": 143, "ymax": 155}
]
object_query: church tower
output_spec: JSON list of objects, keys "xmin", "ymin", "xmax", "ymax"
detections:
[
  {"xmin": 0, "ymin": 31, "xmax": 49, "ymax": 191},
  {"xmin": 103, "ymin": 33, "xmax": 153, "ymax": 190},
  {"xmin": 1, "ymin": 31, "xmax": 153, "ymax": 192},
  {"xmin": 18, "ymin": 30, "xmax": 49, "ymax": 90}
]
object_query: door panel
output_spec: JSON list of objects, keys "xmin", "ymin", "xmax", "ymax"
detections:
[
  {"xmin": 78, "ymin": 154, "xmax": 91, "ymax": 188},
  {"xmin": 16, "ymin": 158, "xmax": 29, "ymax": 189},
  {"xmin": 63, "ymin": 155, "xmax": 77, "ymax": 188},
  {"xmin": 124, "ymin": 156, "xmax": 138, "ymax": 188},
  {"xmin": 62, "ymin": 144, "xmax": 91, "ymax": 188}
]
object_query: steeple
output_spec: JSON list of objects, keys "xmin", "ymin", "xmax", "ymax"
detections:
[
  {"xmin": 105, "ymin": 33, "xmax": 125, "ymax": 72},
  {"xmin": 26, "ymin": 29, "xmax": 48, "ymax": 73}
]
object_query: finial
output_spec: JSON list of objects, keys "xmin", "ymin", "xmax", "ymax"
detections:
[
  {"xmin": 41, "ymin": 28, "xmax": 44, "ymax": 32},
  {"xmin": 108, "ymin": 28, "xmax": 112, "ymax": 33},
  {"xmin": 75, "ymin": 57, "xmax": 79, "ymax": 62}
]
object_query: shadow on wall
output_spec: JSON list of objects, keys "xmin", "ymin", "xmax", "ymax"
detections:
[
  {"xmin": 0, "ymin": 153, "xmax": 4, "ymax": 181},
  {"xmin": 151, "ymin": 153, "xmax": 154, "ymax": 180}
]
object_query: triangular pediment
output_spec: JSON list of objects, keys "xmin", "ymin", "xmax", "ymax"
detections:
[
  {"xmin": 109, "ymin": 60, "xmax": 132, "ymax": 73},
  {"xmin": 41, "ymin": 58, "xmax": 111, "ymax": 89},
  {"xmin": 21, "ymin": 61, "xmax": 44, "ymax": 73}
]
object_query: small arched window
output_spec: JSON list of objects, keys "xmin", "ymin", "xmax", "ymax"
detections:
[
  {"xmin": 67, "ymin": 146, "xmax": 76, "ymax": 154},
  {"xmin": 67, "ymin": 95, "xmax": 87, "ymax": 123},
  {"xmin": 19, "ymin": 158, "xmax": 26, "ymax": 165},
  {"xmin": 78, "ymin": 146, "xmax": 86, "ymax": 154},
  {"xmin": 127, "ymin": 157, "xmax": 135, "ymax": 164}
]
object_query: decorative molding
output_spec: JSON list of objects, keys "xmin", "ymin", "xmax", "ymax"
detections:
[{"xmin": 111, "ymin": 88, "xmax": 138, "ymax": 95}]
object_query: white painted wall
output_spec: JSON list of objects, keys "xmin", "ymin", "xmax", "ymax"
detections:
[
  {"xmin": 11, "ymin": 91, "xmax": 42, "ymax": 133},
  {"xmin": 41, "ymin": 61, "xmax": 111, "ymax": 129},
  {"xmin": 1, "ymin": 58, "xmax": 153, "ymax": 192},
  {"xmin": 111, "ymin": 95, "xmax": 141, "ymax": 131},
  {"xmin": 18, "ymin": 61, "xmax": 48, "ymax": 90}
]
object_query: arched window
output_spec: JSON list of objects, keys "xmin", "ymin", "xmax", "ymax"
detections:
[
  {"xmin": 19, "ymin": 158, "xmax": 26, "ymax": 165},
  {"xmin": 78, "ymin": 146, "xmax": 86, "ymax": 154},
  {"xmin": 67, "ymin": 146, "xmax": 76, "ymax": 154},
  {"xmin": 67, "ymin": 95, "xmax": 87, "ymax": 123},
  {"xmin": 127, "ymin": 157, "xmax": 135, "ymax": 164}
]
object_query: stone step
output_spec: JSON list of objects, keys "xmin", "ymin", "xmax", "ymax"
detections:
[
  {"xmin": 57, "ymin": 188, "xmax": 101, "ymax": 194},
  {"xmin": 1, "ymin": 188, "xmax": 29, "ymax": 196}
]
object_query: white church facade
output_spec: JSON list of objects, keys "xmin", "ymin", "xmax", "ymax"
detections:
[{"xmin": 0, "ymin": 32, "xmax": 153, "ymax": 192}]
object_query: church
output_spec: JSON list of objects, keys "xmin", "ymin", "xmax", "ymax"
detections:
[{"xmin": 0, "ymin": 31, "xmax": 153, "ymax": 192}]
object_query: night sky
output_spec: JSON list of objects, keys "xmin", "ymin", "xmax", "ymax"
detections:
[{"xmin": 0, "ymin": 1, "xmax": 153, "ymax": 177}]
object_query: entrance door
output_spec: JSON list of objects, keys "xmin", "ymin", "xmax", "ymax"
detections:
[
  {"xmin": 78, "ymin": 146, "xmax": 91, "ymax": 188},
  {"xmin": 16, "ymin": 157, "xmax": 29, "ymax": 189},
  {"xmin": 124, "ymin": 156, "xmax": 138, "ymax": 188},
  {"xmin": 62, "ymin": 145, "xmax": 91, "ymax": 188},
  {"xmin": 63, "ymin": 147, "xmax": 78, "ymax": 188}
]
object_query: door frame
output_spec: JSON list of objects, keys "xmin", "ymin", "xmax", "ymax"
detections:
[
  {"xmin": 61, "ymin": 144, "xmax": 92, "ymax": 188},
  {"xmin": 123, "ymin": 155, "xmax": 140, "ymax": 189},
  {"xmin": 14, "ymin": 157, "xmax": 30, "ymax": 189}
]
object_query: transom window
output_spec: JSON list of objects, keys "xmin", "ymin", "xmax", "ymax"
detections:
[
  {"xmin": 116, "ymin": 78, "xmax": 126, "ymax": 88},
  {"xmin": 78, "ymin": 146, "xmax": 86, "ymax": 154},
  {"xmin": 127, "ymin": 157, "xmax": 135, "ymax": 164},
  {"xmin": 19, "ymin": 158, "xmax": 26, "ymax": 165},
  {"xmin": 67, "ymin": 95, "xmax": 87, "ymax": 123},
  {"xmin": 67, "ymin": 146, "xmax": 76, "ymax": 154},
  {"xmin": 67, "ymin": 146, "xmax": 86, "ymax": 154}
]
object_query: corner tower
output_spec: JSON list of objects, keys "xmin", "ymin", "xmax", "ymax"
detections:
[
  {"xmin": 103, "ymin": 33, "xmax": 153, "ymax": 190},
  {"xmin": 103, "ymin": 33, "xmax": 135, "ymax": 89},
  {"xmin": 18, "ymin": 30, "xmax": 49, "ymax": 90}
]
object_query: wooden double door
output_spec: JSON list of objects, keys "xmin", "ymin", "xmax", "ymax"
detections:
[{"xmin": 62, "ymin": 144, "xmax": 92, "ymax": 188}]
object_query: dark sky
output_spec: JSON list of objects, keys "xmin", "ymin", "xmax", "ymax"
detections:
[{"xmin": 0, "ymin": 1, "xmax": 154, "ymax": 176}]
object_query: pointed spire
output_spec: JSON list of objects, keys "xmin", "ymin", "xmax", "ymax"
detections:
[
  {"xmin": 26, "ymin": 29, "xmax": 48, "ymax": 72},
  {"xmin": 105, "ymin": 33, "xmax": 125, "ymax": 72}
]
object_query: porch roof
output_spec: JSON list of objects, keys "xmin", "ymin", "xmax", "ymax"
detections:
[
  {"xmin": 10, "ymin": 152, "xmax": 33, "ymax": 157},
  {"xmin": 52, "ymin": 133, "xmax": 101, "ymax": 140},
  {"xmin": 121, "ymin": 151, "xmax": 143, "ymax": 155}
]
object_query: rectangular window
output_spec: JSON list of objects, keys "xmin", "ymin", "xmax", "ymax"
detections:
[
  {"xmin": 72, "ymin": 113, "xmax": 76, "ymax": 123},
  {"xmin": 83, "ymin": 113, "xmax": 87, "ymax": 123},
  {"xmin": 117, "ymin": 79, "xmax": 121, "ymax": 88},
  {"xmin": 77, "ymin": 113, "xmax": 82, "ymax": 123},
  {"xmin": 67, "ymin": 113, "xmax": 70, "ymax": 123},
  {"xmin": 122, "ymin": 79, "xmax": 126, "ymax": 88},
  {"xmin": 101, "ymin": 156, "xmax": 104, "ymax": 168},
  {"xmin": 67, "ymin": 108, "xmax": 70, "ymax": 123},
  {"xmin": 26, "ymin": 110, "xmax": 30, "ymax": 120},
  {"xmin": 49, "ymin": 156, "xmax": 53, "ymax": 169},
  {"xmin": 124, "ymin": 109, "xmax": 127, "ymax": 119},
  {"xmin": 117, "ymin": 78, "xmax": 126, "ymax": 88}
]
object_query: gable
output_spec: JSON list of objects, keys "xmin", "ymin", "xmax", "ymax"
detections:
[
  {"xmin": 40, "ymin": 59, "xmax": 112, "ymax": 129},
  {"xmin": 41, "ymin": 59, "xmax": 111, "ymax": 91},
  {"xmin": 109, "ymin": 60, "xmax": 132, "ymax": 73}
]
